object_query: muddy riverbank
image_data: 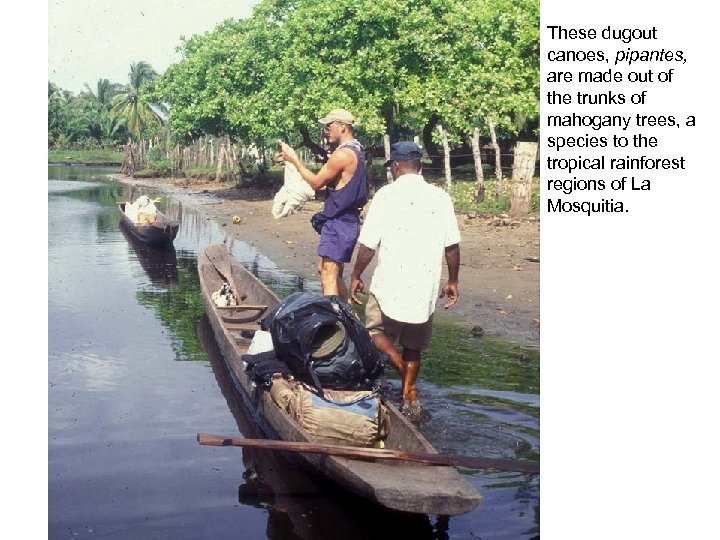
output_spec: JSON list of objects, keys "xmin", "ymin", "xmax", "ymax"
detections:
[{"xmin": 110, "ymin": 173, "xmax": 540, "ymax": 347}]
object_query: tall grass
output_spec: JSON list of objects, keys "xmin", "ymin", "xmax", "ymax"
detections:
[{"xmin": 48, "ymin": 149, "xmax": 124, "ymax": 164}]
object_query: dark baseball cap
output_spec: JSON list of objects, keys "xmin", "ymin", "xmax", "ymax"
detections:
[{"xmin": 384, "ymin": 141, "xmax": 423, "ymax": 167}]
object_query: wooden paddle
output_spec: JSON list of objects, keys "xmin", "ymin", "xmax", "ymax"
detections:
[{"xmin": 197, "ymin": 434, "xmax": 539, "ymax": 474}]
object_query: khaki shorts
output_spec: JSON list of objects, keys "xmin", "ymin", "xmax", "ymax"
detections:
[{"xmin": 365, "ymin": 293, "xmax": 433, "ymax": 351}]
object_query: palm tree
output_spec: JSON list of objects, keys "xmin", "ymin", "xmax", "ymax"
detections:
[
  {"xmin": 111, "ymin": 62, "xmax": 167, "ymax": 140},
  {"xmin": 78, "ymin": 79, "xmax": 126, "ymax": 143},
  {"xmin": 84, "ymin": 78, "xmax": 124, "ymax": 108}
]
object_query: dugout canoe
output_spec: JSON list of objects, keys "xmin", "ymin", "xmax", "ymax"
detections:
[
  {"xmin": 198, "ymin": 243, "xmax": 482, "ymax": 515},
  {"xmin": 118, "ymin": 202, "xmax": 180, "ymax": 246}
]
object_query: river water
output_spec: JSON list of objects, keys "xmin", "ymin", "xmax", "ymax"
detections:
[{"xmin": 48, "ymin": 165, "xmax": 539, "ymax": 539}]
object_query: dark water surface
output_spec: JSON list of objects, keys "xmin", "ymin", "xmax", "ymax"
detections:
[{"xmin": 48, "ymin": 165, "xmax": 539, "ymax": 539}]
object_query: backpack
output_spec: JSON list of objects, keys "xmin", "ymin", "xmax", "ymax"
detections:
[{"xmin": 261, "ymin": 292, "xmax": 385, "ymax": 394}]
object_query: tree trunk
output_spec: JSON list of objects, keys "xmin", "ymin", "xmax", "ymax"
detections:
[
  {"xmin": 509, "ymin": 141, "xmax": 539, "ymax": 217},
  {"xmin": 170, "ymin": 145, "xmax": 178, "ymax": 176},
  {"xmin": 383, "ymin": 105, "xmax": 396, "ymax": 142},
  {"xmin": 365, "ymin": 147, "xmax": 377, "ymax": 197},
  {"xmin": 471, "ymin": 127, "xmax": 485, "ymax": 202},
  {"xmin": 227, "ymin": 141, "xmax": 236, "ymax": 182},
  {"xmin": 486, "ymin": 117, "xmax": 503, "ymax": 198},
  {"xmin": 298, "ymin": 126, "xmax": 329, "ymax": 163},
  {"xmin": 260, "ymin": 145, "xmax": 268, "ymax": 173},
  {"xmin": 177, "ymin": 145, "xmax": 184, "ymax": 175},
  {"xmin": 437, "ymin": 124, "xmax": 452, "ymax": 192},
  {"xmin": 422, "ymin": 114, "xmax": 441, "ymax": 170},
  {"xmin": 383, "ymin": 134, "xmax": 393, "ymax": 184}
]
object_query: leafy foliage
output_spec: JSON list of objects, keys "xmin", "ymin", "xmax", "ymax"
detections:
[
  {"xmin": 148, "ymin": 0, "xmax": 539, "ymax": 148},
  {"xmin": 49, "ymin": 79, "xmax": 130, "ymax": 148},
  {"xmin": 50, "ymin": 1, "xmax": 538, "ymax": 160}
]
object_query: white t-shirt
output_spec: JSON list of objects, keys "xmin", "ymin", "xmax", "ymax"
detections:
[{"xmin": 357, "ymin": 173, "xmax": 461, "ymax": 323}]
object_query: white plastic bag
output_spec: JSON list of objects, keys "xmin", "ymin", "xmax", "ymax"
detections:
[{"xmin": 271, "ymin": 162, "xmax": 314, "ymax": 219}]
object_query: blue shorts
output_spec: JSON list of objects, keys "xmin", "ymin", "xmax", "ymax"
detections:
[{"xmin": 317, "ymin": 216, "xmax": 360, "ymax": 263}]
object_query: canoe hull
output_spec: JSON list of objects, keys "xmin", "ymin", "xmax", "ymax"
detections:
[
  {"xmin": 198, "ymin": 244, "xmax": 482, "ymax": 515},
  {"xmin": 118, "ymin": 203, "xmax": 179, "ymax": 246}
]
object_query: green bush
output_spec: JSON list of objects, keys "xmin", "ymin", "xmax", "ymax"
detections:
[
  {"xmin": 150, "ymin": 158, "xmax": 171, "ymax": 175},
  {"xmin": 147, "ymin": 146, "xmax": 166, "ymax": 163},
  {"xmin": 443, "ymin": 180, "xmax": 506, "ymax": 215},
  {"xmin": 531, "ymin": 185, "xmax": 540, "ymax": 212}
]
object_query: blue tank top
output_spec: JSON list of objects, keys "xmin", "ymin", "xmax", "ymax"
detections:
[{"xmin": 321, "ymin": 140, "xmax": 367, "ymax": 220}]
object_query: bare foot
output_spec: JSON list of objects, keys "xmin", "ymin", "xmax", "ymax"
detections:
[{"xmin": 400, "ymin": 399, "xmax": 431, "ymax": 423}]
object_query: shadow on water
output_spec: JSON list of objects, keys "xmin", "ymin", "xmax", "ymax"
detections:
[
  {"xmin": 197, "ymin": 316, "xmax": 452, "ymax": 540},
  {"xmin": 119, "ymin": 223, "xmax": 179, "ymax": 287}
]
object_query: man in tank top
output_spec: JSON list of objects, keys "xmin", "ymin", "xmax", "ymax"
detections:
[{"xmin": 278, "ymin": 108, "xmax": 367, "ymax": 300}]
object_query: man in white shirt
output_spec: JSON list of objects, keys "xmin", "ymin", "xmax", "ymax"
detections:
[{"xmin": 350, "ymin": 141, "xmax": 461, "ymax": 418}]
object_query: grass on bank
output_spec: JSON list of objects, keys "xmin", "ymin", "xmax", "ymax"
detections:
[{"xmin": 48, "ymin": 149, "xmax": 124, "ymax": 165}]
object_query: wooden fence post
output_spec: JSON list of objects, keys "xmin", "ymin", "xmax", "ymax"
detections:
[
  {"xmin": 471, "ymin": 127, "xmax": 485, "ymax": 202},
  {"xmin": 509, "ymin": 141, "xmax": 539, "ymax": 217},
  {"xmin": 437, "ymin": 124, "xmax": 452, "ymax": 192},
  {"xmin": 177, "ymin": 144, "xmax": 184, "ymax": 175},
  {"xmin": 486, "ymin": 117, "xmax": 503, "ymax": 199},
  {"xmin": 215, "ymin": 137, "xmax": 227, "ymax": 182},
  {"xmin": 120, "ymin": 138, "xmax": 136, "ymax": 176},
  {"xmin": 229, "ymin": 141, "xmax": 239, "ymax": 184},
  {"xmin": 383, "ymin": 134, "xmax": 393, "ymax": 183}
]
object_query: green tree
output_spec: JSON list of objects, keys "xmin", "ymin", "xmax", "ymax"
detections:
[
  {"xmin": 111, "ymin": 62, "xmax": 167, "ymax": 140},
  {"xmin": 148, "ymin": 0, "xmax": 539, "ymax": 151},
  {"xmin": 84, "ymin": 78, "xmax": 124, "ymax": 108},
  {"xmin": 80, "ymin": 79, "xmax": 128, "ymax": 143},
  {"xmin": 48, "ymin": 82, "xmax": 69, "ymax": 147},
  {"xmin": 417, "ymin": 0, "xmax": 540, "ymax": 138}
]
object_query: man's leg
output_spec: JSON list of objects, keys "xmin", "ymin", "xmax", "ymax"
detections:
[
  {"xmin": 397, "ymin": 316, "xmax": 432, "ymax": 419},
  {"xmin": 317, "ymin": 257, "xmax": 341, "ymax": 296},
  {"xmin": 401, "ymin": 349, "xmax": 421, "ymax": 403},
  {"xmin": 336, "ymin": 271, "xmax": 351, "ymax": 302}
]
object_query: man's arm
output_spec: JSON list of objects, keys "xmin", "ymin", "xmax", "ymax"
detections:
[
  {"xmin": 349, "ymin": 244, "xmax": 376, "ymax": 304},
  {"xmin": 439, "ymin": 243, "xmax": 460, "ymax": 308},
  {"xmin": 278, "ymin": 140, "xmax": 353, "ymax": 190}
]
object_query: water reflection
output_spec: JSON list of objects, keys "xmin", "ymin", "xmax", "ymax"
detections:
[
  {"xmin": 134, "ymin": 257, "xmax": 206, "ymax": 362},
  {"xmin": 119, "ymin": 224, "xmax": 179, "ymax": 287}
]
